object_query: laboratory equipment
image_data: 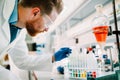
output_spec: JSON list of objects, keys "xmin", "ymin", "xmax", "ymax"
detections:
[
  {"xmin": 104, "ymin": 46, "xmax": 114, "ymax": 72},
  {"xmin": 91, "ymin": 4, "xmax": 110, "ymax": 71},
  {"xmin": 92, "ymin": 4, "xmax": 109, "ymax": 54},
  {"xmin": 64, "ymin": 48, "xmax": 100, "ymax": 79}
]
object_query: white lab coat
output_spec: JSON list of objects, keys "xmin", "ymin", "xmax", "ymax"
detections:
[{"xmin": 0, "ymin": 0, "xmax": 53, "ymax": 80}]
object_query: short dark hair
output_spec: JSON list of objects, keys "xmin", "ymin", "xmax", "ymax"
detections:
[{"xmin": 19, "ymin": 0, "xmax": 63, "ymax": 15}]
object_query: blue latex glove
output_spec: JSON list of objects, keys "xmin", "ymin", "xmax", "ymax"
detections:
[
  {"xmin": 54, "ymin": 47, "xmax": 72, "ymax": 61},
  {"xmin": 57, "ymin": 66, "xmax": 64, "ymax": 74}
]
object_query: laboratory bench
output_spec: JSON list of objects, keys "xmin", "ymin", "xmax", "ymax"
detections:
[
  {"xmin": 28, "ymin": 52, "xmax": 120, "ymax": 80},
  {"xmin": 34, "ymin": 70, "xmax": 120, "ymax": 80}
]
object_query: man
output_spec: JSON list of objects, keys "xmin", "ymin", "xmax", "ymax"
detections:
[{"xmin": 0, "ymin": 0, "xmax": 71, "ymax": 80}]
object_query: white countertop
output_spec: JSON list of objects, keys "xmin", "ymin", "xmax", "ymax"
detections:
[{"xmin": 35, "ymin": 71, "xmax": 115, "ymax": 80}]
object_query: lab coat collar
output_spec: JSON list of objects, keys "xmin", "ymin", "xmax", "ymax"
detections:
[
  {"xmin": 3, "ymin": 0, "xmax": 15, "ymax": 21},
  {"xmin": 9, "ymin": 0, "xmax": 18, "ymax": 24},
  {"xmin": 2, "ymin": 0, "xmax": 16, "ymax": 42}
]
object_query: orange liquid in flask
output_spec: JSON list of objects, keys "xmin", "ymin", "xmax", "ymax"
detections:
[{"xmin": 93, "ymin": 26, "xmax": 108, "ymax": 43}]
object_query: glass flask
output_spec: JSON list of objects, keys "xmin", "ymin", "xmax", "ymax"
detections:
[{"xmin": 92, "ymin": 4, "xmax": 109, "ymax": 53}]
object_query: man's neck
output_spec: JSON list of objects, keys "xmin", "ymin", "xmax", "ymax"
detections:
[
  {"xmin": 15, "ymin": 4, "xmax": 26, "ymax": 28},
  {"xmin": 15, "ymin": 21, "xmax": 25, "ymax": 28}
]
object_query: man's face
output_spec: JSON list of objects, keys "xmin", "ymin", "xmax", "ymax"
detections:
[
  {"xmin": 26, "ymin": 15, "xmax": 46, "ymax": 36},
  {"xmin": 26, "ymin": 9, "xmax": 58, "ymax": 36}
]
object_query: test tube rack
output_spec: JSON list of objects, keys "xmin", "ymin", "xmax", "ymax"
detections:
[{"xmin": 64, "ymin": 52, "xmax": 101, "ymax": 79}]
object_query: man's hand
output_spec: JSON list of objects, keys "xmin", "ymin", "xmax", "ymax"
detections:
[
  {"xmin": 52, "ymin": 47, "xmax": 72, "ymax": 74},
  {"xmin": 53, "ymin": 47, "xmax": 72, "ymax": 62}
]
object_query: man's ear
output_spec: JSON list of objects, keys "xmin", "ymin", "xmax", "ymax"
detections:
[{"xmin": 31, "ymin": 7, "xmax": 41, "ymax": 18}]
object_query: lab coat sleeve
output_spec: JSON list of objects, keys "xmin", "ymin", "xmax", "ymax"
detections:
[{"xmin": 9, "ymin": 30, "xmax": 53, "ymax": 71}]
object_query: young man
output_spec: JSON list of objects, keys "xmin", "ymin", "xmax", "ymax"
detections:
[{"xmin": 0, "ymin": 0, "xmax": 71, "ymax": 80}]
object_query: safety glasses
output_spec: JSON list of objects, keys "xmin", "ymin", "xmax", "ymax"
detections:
[{"xmin": 42, "ymin": 14, "xmax": 54, "ymax": 29}]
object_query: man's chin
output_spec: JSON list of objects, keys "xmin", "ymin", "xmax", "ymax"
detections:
[
  {"xmin": 27, "ymin": 29, "xmax": 48, "ymax": 37},
  {"xmin": 27, "ymin": 31, "xmax": 39, "ymax": 37},
  {"xmin": 28, "ymin": 33, "xmax": 37, "ymax": 37},
  {"xmin": 28, "ymin": 31, "xmax": 44, "ymax": 37}
]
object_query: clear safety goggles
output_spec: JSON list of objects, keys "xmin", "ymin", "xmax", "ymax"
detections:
[{"xmin": 42, "ymin": 14, "xmax": 54, "ymax": 29}]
